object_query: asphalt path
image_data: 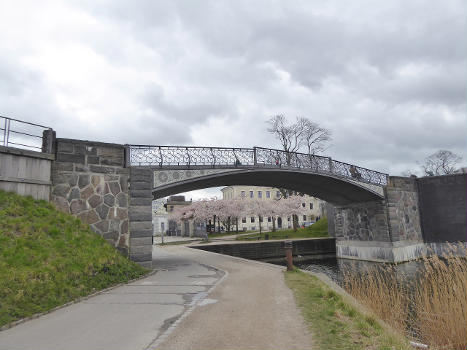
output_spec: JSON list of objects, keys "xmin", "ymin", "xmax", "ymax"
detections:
[{"xmin": 0, "ymin": 245, "xmax": 313, "ymax": 350}]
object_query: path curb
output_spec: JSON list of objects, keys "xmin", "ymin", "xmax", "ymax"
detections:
[{"xmin": 0, "ymin": 269, "xmax": 158, "ymax": 332}]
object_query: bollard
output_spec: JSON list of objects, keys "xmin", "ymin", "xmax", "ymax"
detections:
[{"xmin": 284, "ymin": 240, "xmax": 294, "ymax": 271}]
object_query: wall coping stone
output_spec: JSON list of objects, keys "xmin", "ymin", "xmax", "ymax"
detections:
[
  {"xmin": 0, "ymin": 145, "xmax": 55, "ymax": 160},
  {"xmin": 56, "ymin": 138, "xmax": 126, "ymax": 149}
]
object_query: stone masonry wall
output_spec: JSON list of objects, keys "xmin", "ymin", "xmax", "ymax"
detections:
[
  {"xmin": 333, "ymin": 200, "xmax": 390, "ymax": 242},
  {"xmin": 51, "ymin": 139, "xmax": 129, "ymax": 255},
  {"xmin": 385, "ymin": 177, "xmax": 423, "ymax": 243}
]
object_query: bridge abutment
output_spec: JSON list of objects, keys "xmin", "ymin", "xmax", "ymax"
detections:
[
  {"xmin": 51, "ymin": 139, "xmax": 131, "ymax": 257},
  {"xmin": 332, "ymin": 175, "xmax": 465, "ymax": 262}
]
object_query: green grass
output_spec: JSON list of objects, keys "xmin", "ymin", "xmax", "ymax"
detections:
[
  {"xmin": 0, "ymin": 190, "xmax": 148, "ymax": 327},
  {"xmin": 236, "ymin": 217, "xmax": 329, "ymax": 241},
  {"xmin": 207, "ymin": 231, "xmax": 239, "ymax": 238},
  {"xmin": 284, "ymin": 269, "xmax": 409, "ymax": 350}
]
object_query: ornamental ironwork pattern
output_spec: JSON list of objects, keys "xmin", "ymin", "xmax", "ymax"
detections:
[
  {"xmin": 154, "ymin": 169, "xmax": 242, "ymax": 188},
  {"xmin": 128, "ymin": 145, "xmax": 388, "ymax": 186}
]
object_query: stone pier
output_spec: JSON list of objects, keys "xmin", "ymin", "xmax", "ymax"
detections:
[{"xmin": 330, "ymin": 175, "xmax": 465, "ymax": 262}]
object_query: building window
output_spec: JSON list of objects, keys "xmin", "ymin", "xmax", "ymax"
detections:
[
  {"xmin": 258, "ymin": 191, "xmax": 262, "ymax": 198},
  {"xmin": 287, "ymin": 216, "xmax": 291, "ymax": 221},
  {"xmin": 310, "ymin": 203, "xmax": 313, "ymax": 209},
  {"xmin": 266, "ymin": 191, "xmax": 270, "ymax": 198},
  {"xmin": 241, "ymin": 191, "xmax": 246, "ymax": 198},
  {"xmin": 250, "ymin": 191, "xmax": 254, "ymax": 198},
  {"xmin": 276, "ymin": 191, "xmax": 281, "ymax": 198},
  {"xmin": 302, "ymin": 203, "xmax": 306, "ymax": 207},
  {"xmin": 251, "ymin": 217, "xmax": 255, "ymax": 223},
  {"xmin": 242, "ymin": 217, "xmax": 246, "ymax": 223},
  {"xmin": 251, "ymin": 226, "xmax": 256, "ymax": 231},
  {"xmin": 267, "ymin": 216, "xmax": 271, "ymax": 222},
  {"xmin": 303, "ymin": 215, "xmax": 307, "ymax": 221}
]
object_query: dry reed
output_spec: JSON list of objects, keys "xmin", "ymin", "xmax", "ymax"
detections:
[{"xmin": 343, "ymin": 246, "xmax": 467, "ymax": 350}]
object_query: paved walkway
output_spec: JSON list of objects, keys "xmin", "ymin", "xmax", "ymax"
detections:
[{"xmin": 0, "ymin": 246, "xmax": 313, "ymax": 350}]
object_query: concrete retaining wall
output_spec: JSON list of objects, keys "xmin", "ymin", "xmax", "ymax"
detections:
[
  {"xmin": 0, "ymin": 146, "xmax": 54, "ymax": 200},
  {"xmin": 193, "ymin": 238, "xmax": 336, "ymax": 261},
  {"xmin": 417, "ymin": 174, "xmax": 466, "ymax": 243}
]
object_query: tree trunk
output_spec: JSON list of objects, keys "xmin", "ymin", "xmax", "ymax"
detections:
[
  {"xmin": 227, "ymin": 217, "xmax": 231, "ymax": 233},
  {"xmin": 236, "ymin": 218, "xmax": 239, "ymax": 234},
  {"xmin": 218, "ymin": 217, "xmax": 220, "ymax": 233},
  {"xmin": 259, "ymin": 216, "xmax": 262, "ymax": 234},
  {"xmin": 272, "ymin": 217, "xmax": 276, "ymax": 232},
  {"xmin": 293, "ymin": 214, "xmax": 298, "ymax": 232}
]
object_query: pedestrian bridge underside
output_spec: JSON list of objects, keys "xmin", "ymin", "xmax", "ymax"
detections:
[{"xmin": 150, "ymin": 168, "xmax": 384, "ymax": 205}]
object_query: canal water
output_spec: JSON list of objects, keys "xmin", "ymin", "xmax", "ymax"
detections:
[{"xmin": 294, "ymin": 257, "xmax": 424, "ymax": 285}]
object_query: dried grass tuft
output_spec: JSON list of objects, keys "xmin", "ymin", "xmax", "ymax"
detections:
[{"xmin": 343, "ymin": 245, "xmax": 467, "ymax": 350}]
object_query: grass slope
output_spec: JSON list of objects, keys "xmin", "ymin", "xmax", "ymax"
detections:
[
  {"xmin": 236, "ymin": 217, "xmax": 329, "ymax": 241},
  {"xmin": 0, "ymin": 190, "xmax": 147, "ymax": 327},
  {"xmin": 284, "ymin": 269, "xmax": 409, "ymax": 349}
]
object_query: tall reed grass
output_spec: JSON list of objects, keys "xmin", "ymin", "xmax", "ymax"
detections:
[{"xmin": 343, "ymin": 246, "xmax": 467, "ymax": 350}]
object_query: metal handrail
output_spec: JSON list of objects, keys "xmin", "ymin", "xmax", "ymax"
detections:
[
  {"xmin": 0, "ymin": 115, "xmax": 52, "ymax": 151},
  {"xmin": 128, "ymin": 144, "xmax": 389, "ymax": 186}
]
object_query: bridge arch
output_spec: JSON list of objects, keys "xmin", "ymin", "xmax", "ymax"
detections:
[{"xmin": 151, "ymin": 168, "xmax": 384, "ymax": 205}]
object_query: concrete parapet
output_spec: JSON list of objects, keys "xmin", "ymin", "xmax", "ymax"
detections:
[{"xmin": 0, "ymin": 145, "xmax": 54, "ymax": 200}]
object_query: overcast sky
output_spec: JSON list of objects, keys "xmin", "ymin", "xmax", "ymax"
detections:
[{"xmin": 1, "ymin": 1, "xmax": 465, "ymax": 199}]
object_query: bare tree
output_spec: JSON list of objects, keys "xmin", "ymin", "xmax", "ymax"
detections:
[
  {"xmin": 267, "ymin": 115, "xmax": 331, "ymax": 196},
  {"xmin": 267, "ymin": 115, "xmax": 303, "ymax": 164},
  {"xmin": 297, "ymin": 117, "xmax": 332, "ymax": 155},
  {"xmin": 267, "ymin": 115, "xmax": 331, "ymax": 157},
  {"xmin": 422, "ymin": 150, "xmax": 462, "ymax": 176}
]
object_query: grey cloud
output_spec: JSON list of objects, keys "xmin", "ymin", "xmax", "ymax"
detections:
[{"xmin": 0, "ymin": 0, "xmax": 465, "ymax": 178}]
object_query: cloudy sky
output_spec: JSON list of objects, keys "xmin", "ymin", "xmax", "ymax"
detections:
[{"xmin": 1, "ymin": 0, "xmax": 465, "ymax": 198}]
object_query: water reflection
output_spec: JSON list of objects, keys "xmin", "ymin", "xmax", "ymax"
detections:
[{"xmin": 295, "ymin": 257, "xmax": 425, "ymax": 287}]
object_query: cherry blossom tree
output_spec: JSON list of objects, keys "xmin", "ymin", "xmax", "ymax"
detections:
[
  {"xmin": 266, "ymin": 198, "xmax": 288, "ymax": 232},
  {"xmin": 246, "ymin": 199, "xmax": 273, "ymax": 234},
  {"xmin": 280, "ymin": 195, "xmax": 307, "ymax": 231},
  {"xmin": 223, "ymin": 198, "xmax": 246, "ymax": 233}
]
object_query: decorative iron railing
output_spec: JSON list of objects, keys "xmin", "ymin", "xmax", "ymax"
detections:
[
  {"xmin": 128, "ymin": 145, "xmax": 388, "ymax": 186},
  {"xmin": 0, "ymin": 116, "xmax": 52, "ymax": 151}
]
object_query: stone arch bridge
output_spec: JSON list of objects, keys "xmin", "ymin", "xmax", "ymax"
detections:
[{"xmin": 44, "ymin": 138, "xmax": 465, "ymax": 268}]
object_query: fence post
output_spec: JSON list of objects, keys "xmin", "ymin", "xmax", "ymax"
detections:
[
  {"xmin": 41, "ymin": 129, "xmax": 56, "ymax": 154},
  {"xmin": 253, "ymin": 147, "xmax": 257, "ymax": 166},
  {"xmin": 3, "ymin": 117, "xmax": 10, "ymax": 147},
  {"xmin": 124, "ymin": 145, "xmax": 131, "ymax": 167},
  {"xmin": 284, "ymin": 240, "xmax": 294, "ymax": 271}
]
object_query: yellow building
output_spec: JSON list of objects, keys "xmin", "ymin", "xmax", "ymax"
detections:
[{"xmin": 221, "ymin": 185, "xmax": 324, "ymax": 231}]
